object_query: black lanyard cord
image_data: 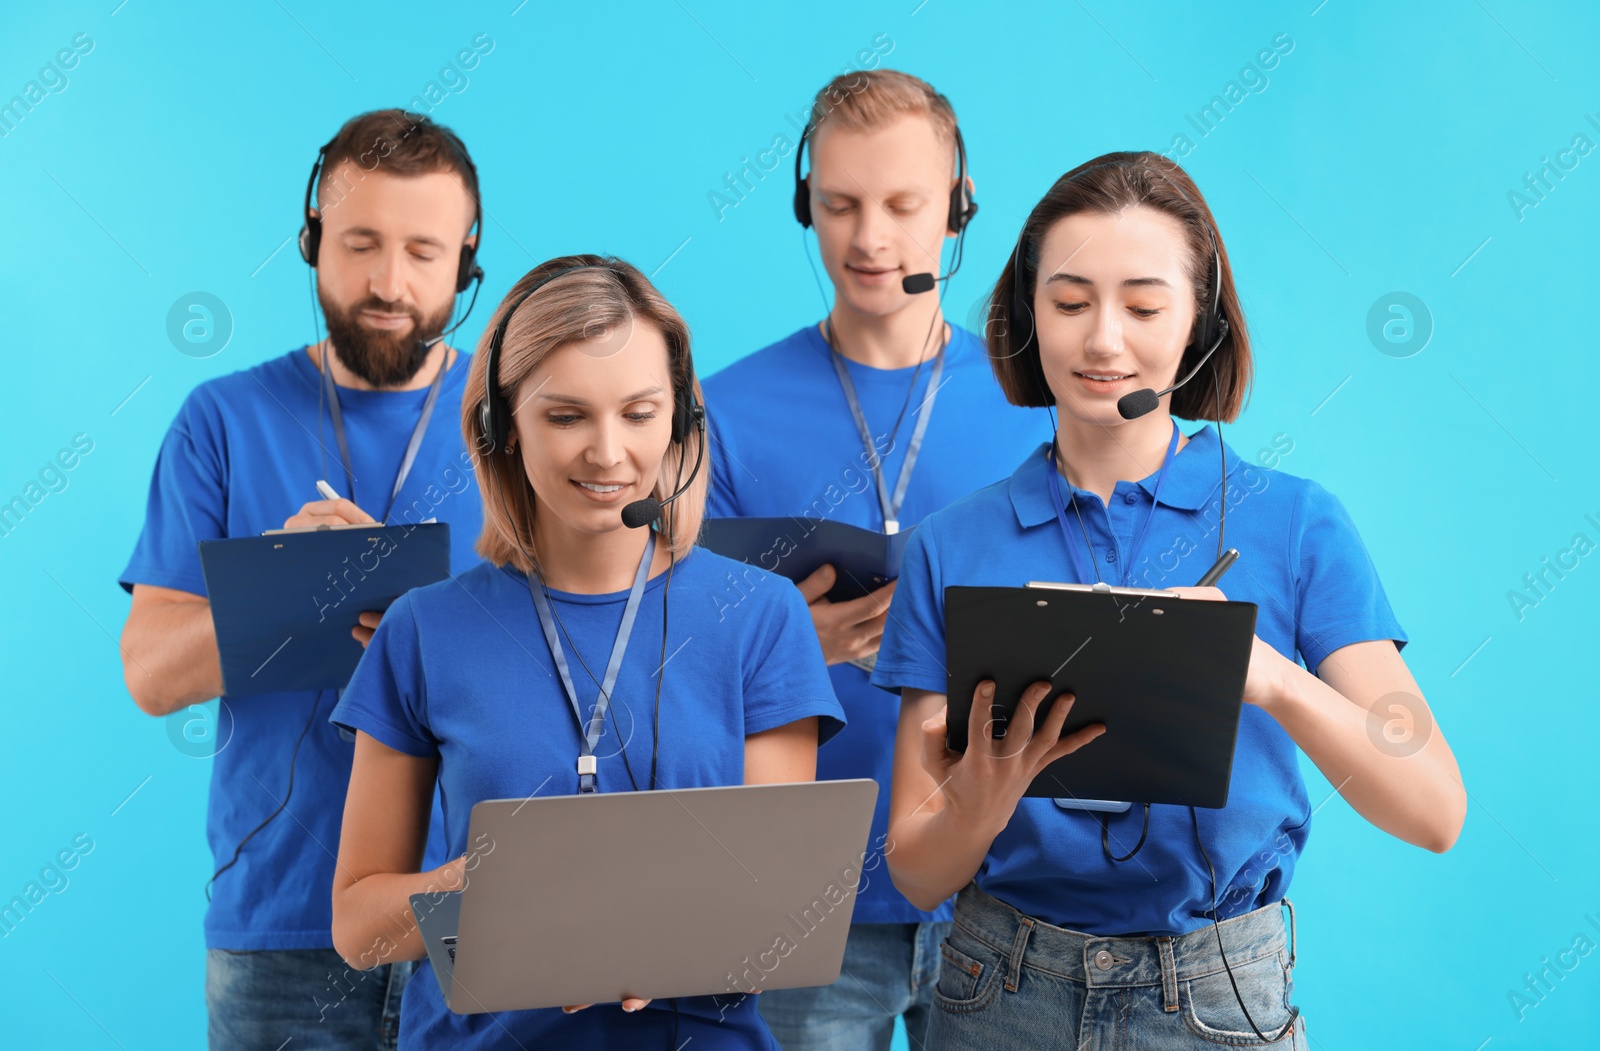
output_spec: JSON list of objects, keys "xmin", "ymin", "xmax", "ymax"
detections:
[
  {"xmin": 1099, "ymin": 803, "xmax": 1150, "ymax": 863},
  {"xmin": 1190, "ymin": 806, "xmax": 1299, "ymax": 1042}
]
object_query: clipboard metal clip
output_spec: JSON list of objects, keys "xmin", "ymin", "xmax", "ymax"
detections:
[{"xmin": 1025, "ymin": 580, "xmax": 1174, "ymax": 599}]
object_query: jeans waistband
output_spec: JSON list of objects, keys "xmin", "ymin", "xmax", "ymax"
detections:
[{"xmin": 950, "ymin": 883, "xmax": 1296, "ymax": 995}]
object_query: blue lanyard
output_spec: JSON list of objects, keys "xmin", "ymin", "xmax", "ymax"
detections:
[
  {"xmin": 321, "ymin": 345, "xmax": 448, "ymax": 525},
  {"xmin": 829, "ymin": 340, "xmax": 946, "ymax": 535},
  {"xmin": 1045, "ymin": 423, "xmax": 1180, "ymax": 587},
  {"xmin": 526, "ymin": 532, "xmax": 655, "ymax": 793}
]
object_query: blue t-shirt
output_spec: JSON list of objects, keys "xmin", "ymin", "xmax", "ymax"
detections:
[
  {"xmin": 329, "ymin": 548, "xmax": 845, "ymax": 1049},
  {"xmin": 871, "ymin": 429, "xmax": 1408, "ymax": 936},
  {"xmin": 119, "ymin": 347, "xmax": 482, "ymax": 950},
  {"xmin": 704, "ymin": 323, "xmax": 1051, "ymax": 924}
]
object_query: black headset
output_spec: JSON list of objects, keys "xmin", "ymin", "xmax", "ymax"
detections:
[
  {"xmin": 792, "ymin": 119, "xmax": 977, "ymax": 236},
  {"xmin": 298, "ymin": 114, "xmax": 485, "ymax": 295},
  {"xmin": 477, "ymin": 263, "xmax": 703, "ymax": 457},
  {"xmin": 1005, "ymin": 158, "xmax": 1229, "ymax": 404}
]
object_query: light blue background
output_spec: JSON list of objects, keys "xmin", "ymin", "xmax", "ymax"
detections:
[{"xmin": 2, "ymin": 2, "xmax": 1596, "ymax": 1048}]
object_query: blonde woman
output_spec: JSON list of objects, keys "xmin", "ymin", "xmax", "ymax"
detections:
[{"xmin": 330, "ymin": 256, "xmax": 845, "ymax": 1049}]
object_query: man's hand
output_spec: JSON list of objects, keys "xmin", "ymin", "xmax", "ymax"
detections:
[
  {"xmin": 284, "ymin": 499, "xmax": 381, "ymax": 646},
  {"xmin": 795, "ymin": 564, "xmax": 897, "ymax": 666},
  {"xmin": 283, "ymin": 497, "xmax": 375, "ymax": 531},
  {"xmin": 354, "ymin": 611, "xmax": 382, "ymax": 648}
]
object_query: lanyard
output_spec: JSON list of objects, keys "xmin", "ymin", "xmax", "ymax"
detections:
[
  {"xmin": 321, "ymin": 346, "xmax": 448, "ymax": 525},
  {"xmin": 1045, "ymin": 423, "xmax": 1180, "ymax": 588},
  {"xmin": 829, "ymin": 340, "xmax": 946, "ymax": 534},
  {"xmin": 527, "ymin": 532, "xmax": 655, "ymax": 793}
]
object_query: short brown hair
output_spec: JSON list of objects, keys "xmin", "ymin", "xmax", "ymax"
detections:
[
  {"xmin": 808, "ymin": 68, "xmax": 958, "ymax": 149},
  {"xmin": 462, "ymin": 255, "xmax": 707, "ymax": 570},
  {"xmin": 313, "ymin": 108, "xmax": 479, "ymax": 221},
  {"xmin": 986, "ymin": 151, "xmax": 1252, "ymax": 422}
]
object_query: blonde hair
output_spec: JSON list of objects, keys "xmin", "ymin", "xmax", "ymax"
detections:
[
  {"xmin": 461, "ymin": 255, "xmax": 707, "ymax": 571},
  {"xmin": 808, "ymin": 68, "xmax": 958, "ymax": 150}
]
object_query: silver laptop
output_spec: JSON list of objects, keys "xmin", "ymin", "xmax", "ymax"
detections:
[{"xmin": 411, "ymin": 779, "xmax": 878, "ymax": 1014}]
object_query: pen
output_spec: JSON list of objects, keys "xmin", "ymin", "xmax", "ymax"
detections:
[
  {"xmin": 1194, "ymin": 548, "xmax": 1239, "ymax": 588},
  {"xmin": 315, "ymin": 479, "xmax": 340, "ymax": 502}
]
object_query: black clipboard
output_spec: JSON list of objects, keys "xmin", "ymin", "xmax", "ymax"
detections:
[
  {"xmin": 197, "ymin": 523, "xmax": 450, "ymax": 697},
  {"xmin": 943, "ymin": 582, "xmax": 1258, "ymax": 808},
  {"xmin": 701, "ymin": 517, "xmax": 910, "ymax": 603}
]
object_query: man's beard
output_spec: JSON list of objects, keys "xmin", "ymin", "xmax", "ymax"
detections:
[{"xmin": 318, "ymin": 288, "xmax": 455, "ymax": 388}]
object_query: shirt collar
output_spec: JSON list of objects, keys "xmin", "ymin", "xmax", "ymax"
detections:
[
  {"xmin": 1008, "ymin": 425, "xmax": 1246, "ymax": 528},
  {"xmin": 804, "ymin": 321, "xmax": 975, "ymax": 374}
]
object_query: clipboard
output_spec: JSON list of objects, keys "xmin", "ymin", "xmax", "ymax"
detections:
[
  {"xmin": 197, "ymin": 523, "xmax": 450, "ymax": 697},
  {"xmin": 942, "ymin": 582, "xmax": 1258, "ymax": 808},
  {"xmin": 701, "ymin": 517, "xmax": 911, "ymax": 603}
]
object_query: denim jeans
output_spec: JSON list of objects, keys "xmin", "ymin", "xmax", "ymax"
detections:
[
  {"xmin": 759, "ymin": 920, "xmax": 951, "ymax": 1051},
  {"xmin": 928, "ymin": 884, "xmax": 1307, "ymax": 1050},
  {"xmin": 206, "ymin": 947, "xmax": 413, "ymax": 1050}
]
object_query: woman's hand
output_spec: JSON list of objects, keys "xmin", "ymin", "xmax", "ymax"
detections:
[
  {"xmin": 562, "ymin": 998, "xmax": 654, "ymax": 1014},
  {"xmin": 434, "ymin": 855, "xmax": 468, "ymax": 891},
  {"xmin": 920, "ymin": 680, "xmax": 1105, "ymax": 836},
  {"xmin": 1165, "ymin": 585, "xmax": 1292, "ymax": 712}
]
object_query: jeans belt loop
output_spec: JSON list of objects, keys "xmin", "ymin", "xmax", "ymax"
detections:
[
  {"xmin": 1005, "ymin": 915, "xmax": 1035, "ymax": 993},
  {"xmin": 1157, "ymin": 936, "xmax": 1179, "ymax": 1012},
  {"xmin": 1282, "ymin": 897, "xmax": 1297, "ymax": 968}
]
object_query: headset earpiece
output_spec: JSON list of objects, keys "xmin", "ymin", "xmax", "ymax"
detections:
[
  {"xmin": 457, "ymin": 246, "xmax": 482, "ymax": 294},
  {"xmin": 946, "ymin": 127, "xmax": 977, "ymax": 236},
  {"xmin": 1179, "ymin": 246, "xmax": 1227, "ymax": 380},
  {"xmin": 298, "ymin": 220, "xmax": 319, "ymax": 267},
  {"xmin": 1007, "ymin": 233, "xmax": 1035, "ymax": 353},
  {"xmin": 672, "ymin": 390, "xmax": 704, "ymax": 445},
  {"xmin": 479, "ymin": 338, "xmax": 510, "ymax": 456},
  {"xmin": 299, "ymin": 145, "xmax": 328, "ymax": 268},
  {"xmin": 665, "ymin": 326, "xmax": 703, "ymax": 445},
  {"xmin": 793, "ymin": 124, "xmax": 815, "ymax": 228},
  {"xmin": 1007, "ymin": 231, "xmax": 1052, "ymax": 406},
  {"xmin": 949, "ymin": 194, "xmax": 977, "ymax": 236}
]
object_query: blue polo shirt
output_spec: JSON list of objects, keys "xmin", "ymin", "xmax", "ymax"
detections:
[
  {"xmin": 704, "ymin": 323, "xmax": 1051, "ymax": 924},
  {"xmin": 120, "ymin": 347, "xmax": 480, "ymax": 950},
  {"xmin": 330, "ymin": 547, "xmax": 845, "ymax": 1048},
  {"xmin": 871, "ymin": 427, "xmax": 1407, "ymax": 936}
]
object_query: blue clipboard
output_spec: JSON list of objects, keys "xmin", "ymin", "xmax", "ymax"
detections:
[
  {"xmin": 197, "ymin": 523, "xmax": 451, "ymax": 697},
  {"xmin": 701, "ymin": 517, "xmax": 911, "ymax": 603}
]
